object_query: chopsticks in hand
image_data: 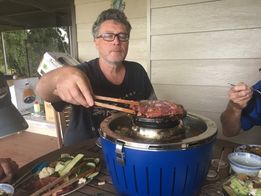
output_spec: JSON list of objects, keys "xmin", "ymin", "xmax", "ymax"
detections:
[
  {"xmin": 228, "ymin": 83, "xmax": 261, "ymax": 95},
  {"xmin": 94, "ymin": 95, "xmax": 139, "ymax": 115}
]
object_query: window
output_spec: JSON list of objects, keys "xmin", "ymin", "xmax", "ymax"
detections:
[{"xmin": 0, "ymin": 27, "xmax": 70, "ymax": 77}]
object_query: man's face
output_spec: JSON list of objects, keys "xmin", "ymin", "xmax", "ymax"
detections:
[{"xmin": 95, "ymin": 20, "xmax": 129, "ymax": 65}]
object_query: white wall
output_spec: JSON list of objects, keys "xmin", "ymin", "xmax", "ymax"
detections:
[{"xmin": 149, "ymin": 0, "xmax": 261, "ymax": 144}]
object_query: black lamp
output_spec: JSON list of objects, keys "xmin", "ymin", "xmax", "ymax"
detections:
[{"xmin": 0, "ymin": 72, "xmax": 28, "ymax": 138}]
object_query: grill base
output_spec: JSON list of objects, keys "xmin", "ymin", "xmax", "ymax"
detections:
[{"xmin": 101, "ymin": 138, "xmax": 214, "ymax": 196}]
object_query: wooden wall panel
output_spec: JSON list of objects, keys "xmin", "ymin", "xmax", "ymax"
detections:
[
  {"xmin": 129, "ymin": 18, "xmax": 147, "ymax": 39},
  {"xmin": 151, "ymin": 29, "xmax": 261, "ymax": 60},
  {"xmin": 151, "ymin": 0, "xmax": 215, "ymax": 8},
  {"xmin": 151, "ymin": 0, "xmax": 261, "ymax": 34},
  {"xmin": 124, "ymin": 0, "xmax": 147, "ymax": 18},
  {"xmin": 76, "ymin": 0, "xmax": 146, "ymax": 22},
  {"xmin": 78, "ymin": 42, "xmax": 97, "ymax": 61},
  {"xmin": 149, "ymin": 0, "xmax": 261, "ymax": 142},
  {"xmin": 77, "ymin": 23, "xmax": 93, "ymax": 42},
  {"xmin": 151, "ymin": 59, "xmax": 261, "ymax": 86},
  {"xmin": 75, "ymin": 1, "xmax": 110, "ymax": 24},
  {"xmin": 128, "ymin": 39, "xmax": 147, "ymax": 60},
  {"xmin": 153, "ymin": 84, "xmax": 227, "ymax": 113}
]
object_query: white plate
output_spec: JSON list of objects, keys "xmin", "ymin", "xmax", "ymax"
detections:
[{"xmin": 0, "ymin": 183, "xmax": 14, "ymax": 195}]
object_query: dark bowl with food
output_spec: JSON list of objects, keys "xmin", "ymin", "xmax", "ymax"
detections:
[{"xmin": 235, "ymin": 144, "xmax": 261, "ymax": 157}]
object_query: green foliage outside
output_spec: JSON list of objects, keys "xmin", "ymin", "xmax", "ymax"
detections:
[
  {"xmin": 111, "ymin": 0, "xmax": 125, "ymax": 11},
  {"xmin": 0, "ymin": 27, "xmax": 69, "ymax": 77}
]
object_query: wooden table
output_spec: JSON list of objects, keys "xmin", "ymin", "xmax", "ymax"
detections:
[{"xmin": 14, "ymin": 138, "xmax": 238, "ymax": 196}]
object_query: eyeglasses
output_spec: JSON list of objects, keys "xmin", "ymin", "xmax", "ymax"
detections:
[{"xmin": 96, "ymin": 33, "xmax": 129, "ymax": 42}]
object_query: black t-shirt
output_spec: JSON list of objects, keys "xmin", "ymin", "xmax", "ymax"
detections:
[{"xmin": 53, "ymin": 58, "xmax": 156, "ymax": 145}]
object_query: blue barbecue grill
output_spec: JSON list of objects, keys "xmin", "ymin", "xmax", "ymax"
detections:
[{"xmin": 99, "ymin": 112, "xmax": 217, "ymax": 196}]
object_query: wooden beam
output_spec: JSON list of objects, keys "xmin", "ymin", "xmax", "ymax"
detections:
[
  {"xmin": 8, "ymin": 0, "xmax": 51, "ymax": 12},
  {"xmin": 0, "ymin": 17, "xmax": 26, "ymax": 27}
]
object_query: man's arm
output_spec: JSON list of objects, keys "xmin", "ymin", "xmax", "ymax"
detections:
[
  {"xmin": 220, "ymin": 82, "xmax": 252, "ymax": 137},
  {"xmin": 220, "ymin": 101, "xmax": 242, "ymax": 137},
  {"xmin": 35, "ymin": 66, "xmax": 94, "ymax": 107}
]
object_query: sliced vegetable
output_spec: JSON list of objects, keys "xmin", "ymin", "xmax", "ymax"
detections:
[
  {"xmin": 224, "ymin": 174, "xmax": 261, "ymax": 196},
  {"xmin": 230, "ymin": 177, "xmax": 249, "ymax": 195},
  {"xmin": 87, "ymin": 171, "xmax": 99, "ymax": 179},
  {"xmin": 54, "ymin": 160, "xmax": 71, "ymax": 172},
  {"xmin": 86, "ymin": 162, "xmax": 96, "ymax": 168},
  {"xmin": 58, "ymin": 154, "xmax": 84, "ymax": 176},
  {"xmin": 38, "ymin": 167, "xmax": 55, "ymax": 179}
]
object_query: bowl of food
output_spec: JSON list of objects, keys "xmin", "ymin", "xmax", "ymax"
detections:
[
  {"xmin": 235, "ymin": 144, "xmax": 261, "ymax": 157},
  {"xmin": 0, "ymin": 183, "xmax": 14, "ymax": 196},
  {"xmin": 228, "ymin": 152, "xmax": 261, "ymax": 176}
]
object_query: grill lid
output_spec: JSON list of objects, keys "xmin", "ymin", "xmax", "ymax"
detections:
[{"xmin": 99, "ymin": 112, "xmax": 217, "ymax": 150}]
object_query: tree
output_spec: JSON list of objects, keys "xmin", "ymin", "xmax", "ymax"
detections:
[
  {"xmin": 0, "ymin": 27, "xmax": 69, "ymax": 77},
  {"xmin": 3, "ymin": 30, "xmax": 28, "ymax": 76},
  {"xmin": 26, "ymin": 27, "xmax": 69, "ymax": 76}
]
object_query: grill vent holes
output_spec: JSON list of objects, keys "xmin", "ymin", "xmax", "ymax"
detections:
[
  {"xmin": 182, "ymin": 166, "xmax": 189, "ymax": 193},
  {"xmin": 133, "ymin": 165, "xmax": 138, "ymax": 193},
  {"xmin": 110, "ymin": 157, "xmax": 209, "ymax": 196},
  {"xmin": 122, "ymin": 166, "xmax": 128, "ymax": 190},
  {"xmin": 171, "ymin": 168, "xmax": 176, "ymax": 195},
  {"xmin": 112, "ymin": 158, "xmax": 119, "ymax": 185},
  {"xmin": 146, "ymin": 167, "xmax": 150, "ymax": 195},
  {"xmin": 159, "ymin": 168, "xmax": 162, "ymax": 196}
]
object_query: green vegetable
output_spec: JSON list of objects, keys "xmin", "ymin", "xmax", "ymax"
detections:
[
  {"xmin": 256, "ymin": 189, "xmax": 261, "ymax": 196},
  {"xmin": 59, "ymin": 153, "xmax": 74, "ymax": 162},
  {"xmin": 54, "ymin": 160, "xmax": 70, "ymax": 172},
  {"xmin": 230, "ymin": 178, "xmax": 249, "ymax": 196},
  {"xmin": 86, "ymin": 162, "xmax": 96, "ymax": 168},
  {"xmin": 58, "ymin": 153, "xmax": 84, "ymax": 176},
  {"xmin": 83, "ymin": 157, "xmax": 100, "ymax": 165},
  {"xmin": 87, "ymin": 171, "xmax": 99, "ymax": 179}
]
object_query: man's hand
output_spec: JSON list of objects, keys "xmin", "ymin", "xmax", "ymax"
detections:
[
  {"xmin": 0, "ymin": 158, "xmax": 19, "ymax": 183},
  {"xmin": 53, "ymin": 67, "xmax": 94, "ymax": 107},
  {"xmin": 228, "ymin": 82, "xmax": 253, "ymax": 110},
  {"xmin": 36, "ymin": 66, "xmax": 95, "ymax": 107}
]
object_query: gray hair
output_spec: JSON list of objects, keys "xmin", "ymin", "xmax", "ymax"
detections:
[{"xmin": 92, "ymin": 9, "xmax": 132, "ymax": 38}]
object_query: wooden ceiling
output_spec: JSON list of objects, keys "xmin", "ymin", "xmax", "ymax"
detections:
[{"xmin": 0, "ymin": 0, "xmax": 72, "ymax": 32}]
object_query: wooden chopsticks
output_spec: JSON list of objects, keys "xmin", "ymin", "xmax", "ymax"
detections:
[
  {"xmin": 94, "ymin": 95, "xmax": 139, "ymax": 115},
  {"xmin": 30, "ymin": 162, "xmax": 100, "ymax": 196},
  {"xmin": 41, "ymin": 166, "xmax": 99, "ymax": 196}
]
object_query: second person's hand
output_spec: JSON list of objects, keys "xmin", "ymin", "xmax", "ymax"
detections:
[
  {"xmin": 228, "ymin": 82, "xmax": 253, "ymax": 110},
  {"xmin": 0, "ymin": 158, "xmax": 19, "ymax": 183}
]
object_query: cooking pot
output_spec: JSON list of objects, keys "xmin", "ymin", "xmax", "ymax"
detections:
[{"xmin": 99, "ymin": 112, "xmax": 217, "ymax": 196}]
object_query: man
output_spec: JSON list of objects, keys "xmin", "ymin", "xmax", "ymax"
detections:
[
  {"xmin": 0, "ymin": 158, "xmax": 18, "ymax": 183},
  {"xmin": 220, "ymin": 81, "xmax": 261, "ymax": 137},
  {"xmin": 36, "ymin": 9, "xmax": 156, "ymax": 146}
]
